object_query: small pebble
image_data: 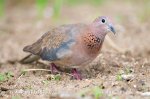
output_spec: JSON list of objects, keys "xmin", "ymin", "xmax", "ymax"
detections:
[{"xmin": 121, "ymin": 74, "xmax": 134, "ymax": 81}]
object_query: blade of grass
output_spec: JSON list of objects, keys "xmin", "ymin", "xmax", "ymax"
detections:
[
  {"xmin": 36, "ymin": 0, "xmax": 49, "ymax": 18},
  {"xmin": 92, "ymin": 86, "xmax": 103, "ymax": 99},
  {"xmin": 53, "ymin": 0, "xmax": 63, "ymax": 19},
  {"xmin": 0, "ymin": 0, "xmax": 5, "ymax": 17},
  {"xmin": 0, "ymin": 73, "xmax": 6, "ymax": 82}
]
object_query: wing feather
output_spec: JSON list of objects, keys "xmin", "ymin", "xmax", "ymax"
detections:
[{"xmin": 23, "ymin": 24, "xmax": 86, "ymax": 61}]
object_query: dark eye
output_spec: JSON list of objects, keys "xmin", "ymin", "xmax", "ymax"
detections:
[{"xmin": 101, "ymin": 19, "xmax": 105, "ymax": 23}]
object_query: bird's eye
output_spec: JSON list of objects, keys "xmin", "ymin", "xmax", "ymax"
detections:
[{"xmin": 101, "ymin": 19, "xmax": 105, "ymax": 23}]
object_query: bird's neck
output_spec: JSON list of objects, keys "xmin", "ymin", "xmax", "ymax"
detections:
[
  {"xmin": 81, "ymin": 25, "xmax": 107, "ymax": 57},
  {"xmin": 90, "ymin": 23, "xmax": 107, "ymax": 38}
]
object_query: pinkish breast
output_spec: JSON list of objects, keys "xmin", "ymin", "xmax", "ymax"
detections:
[
  {"xmin": 66, "ymin": 32, "xmax": 105, "ymax": 67},
  {"xmin": 82, "ymin": 32, "xmax": 104, "ymax": 57}
]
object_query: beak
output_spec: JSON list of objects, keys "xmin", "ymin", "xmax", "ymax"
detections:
[{"xmin": 108, "ymin": 24, "xmax": 116, "ymax": 34}]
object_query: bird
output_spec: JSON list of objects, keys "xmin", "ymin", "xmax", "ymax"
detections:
[{"xmin": 21, "ymin": 16, "xmax": 116, "ymax": 80}]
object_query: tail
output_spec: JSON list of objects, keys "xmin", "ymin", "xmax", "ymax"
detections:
[{"xmin": 20, "ymin": 54, "xmax": 40, "ymax": 64}]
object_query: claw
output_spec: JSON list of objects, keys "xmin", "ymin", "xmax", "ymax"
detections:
[
  {"xmin": 71, "ymin": 68, "xmax": 82, "ymax": 80},
  {"xmin": 50, "ymin": 63, "xmax": 59, "ymax": 74}
]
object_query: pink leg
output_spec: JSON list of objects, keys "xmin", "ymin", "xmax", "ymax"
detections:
[
  {"xmin": 50, "ymin": 63, "xmax": 59, "ymax": 74},
  {"xmin": 71, "ymin": 68, "xmax": 82, "ymax": 80}
]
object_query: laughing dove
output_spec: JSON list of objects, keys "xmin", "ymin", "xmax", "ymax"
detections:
[{"xmin": 22, "ymin": 16, "xmax": 116, "ymax": 80}]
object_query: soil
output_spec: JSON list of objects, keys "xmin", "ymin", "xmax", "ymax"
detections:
[{"xmin": 0, "ymin": 1, "xmax": 150, "ymax": 99}]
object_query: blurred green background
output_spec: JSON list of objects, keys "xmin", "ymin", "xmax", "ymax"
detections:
[
  {"xmin": 0, "ymin": 0, "xmax": 105, "ymax": 17},
  {"xmin": 0, "ymin": 0, "xmax": 150, "ymax": 23}
]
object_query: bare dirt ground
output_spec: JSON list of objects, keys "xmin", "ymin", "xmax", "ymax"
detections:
[{"xmin": 0, "ymin": 1, "xmax": 150, "ymax": 99}]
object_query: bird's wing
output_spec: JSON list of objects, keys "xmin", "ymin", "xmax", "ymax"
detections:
[{"xmin": 23, "ymin": 24, "xmax": 86, "ymax": 61}]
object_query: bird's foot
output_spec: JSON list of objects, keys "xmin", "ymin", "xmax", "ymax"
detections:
[
  {"xmin": 50, "ymin": 63, "xmax": 60, "ymax": 74},
  {"xmin": 71, "ymin": 68, "xmax": 82, "ymax": 80}
]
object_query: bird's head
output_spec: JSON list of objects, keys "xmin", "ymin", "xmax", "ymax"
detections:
[{"xmin": 93, "ymin": 16, "xmax": 116, "ymax": 34}]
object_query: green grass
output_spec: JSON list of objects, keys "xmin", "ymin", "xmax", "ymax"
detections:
[
  {"xmin": 0, "ymin": 71, "xmax": 14, "ymax": 82},
  {"xmin": 53, "ymin": 0, "xmax": 63, "ymax": 19},
  {"xmin": 79, "ymin": 86, "xmax": 103, "ymax": 99},
  {"xmin": 0, "ymin": 73, "xmax": 6, "ymax": 82},
  {"xmin": 42, "ymin": 74, "xmax": 61, "ymax": 85},
  {"xmin": 0, "ymin": 0, "xmax": 5, "ymax": 17},
  {"xmin": 42, "ymin": 80, "xmax": 49, "ymax": 85},
  {"xmin": 50, "ymin": 74, "xmax": 61, "ymax": 81},
  {"xmin": 92, "ymin": 86, "xmax": 103, "ymax": 99},
  {"xmin": 116, "ymin": 73, "xmax": 123, "ymax": 81},
  {"xmin": 36, "ymin": 0, "xmax": 49, "ymax": 18},
  {"xmin": 124, "ymin": 67, "xmax": 132, "ymax": 74},
  {"xmin": 45, "ymin": 74, "xmax": 62, "ymax": 81}
]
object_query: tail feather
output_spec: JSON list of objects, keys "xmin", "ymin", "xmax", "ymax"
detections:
[
  {"xmin": 20, "ymin": 54, "xmax": 40, "ymax": 64},
  {"xmin": 23, "ymin": 46, "xmax": 29, "ymax": 51},
  {"xmin": 23, "ymin": 44, "xmax": 41, "ymax": 55}
]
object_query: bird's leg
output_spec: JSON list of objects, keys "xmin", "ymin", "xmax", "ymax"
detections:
[
  {"xmin": 50, "ymin": 63, "xmax": 59, "ymax": 74},
  {"xmin": 71, "ymin": 68, "xmax": 82, "ymax": 80}
]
